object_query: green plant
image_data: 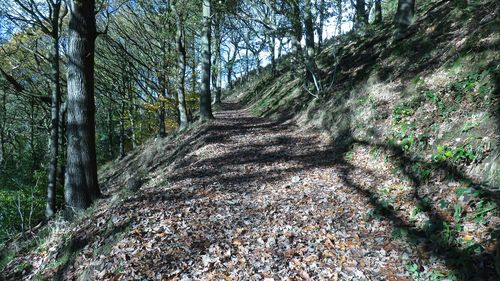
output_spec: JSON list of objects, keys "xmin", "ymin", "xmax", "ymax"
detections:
[
  {"xmin": 393, "ymin": 105, "xmax": 415, "ymax": 123},
  {"xmin": 369, "ymin": 146, "xmax": 382, "ymax": 159},
  {"xmin": 432, "ymin": 144, "xmax": 477, "ymax": 163},
  {"xmin": 453, "ymin": 204, "xmax": 463, "ymax": 222},
  {"xmin": 461, "ymin": 121, "xmax": 478, "ymax": 133},
  {"xmin": 468, "ymin": 200, "xmax": 496, "ymax": 224},
  {"xmin": 411, "ymin": 162, "xmax": 432, "ymax": 181},
  {"xmin": 392, "ymin": 227, "xmax": 408, "ymax": 239},
  {"xmin": 439, "ymin": 200, "xmax": 449, "ymax": 209},
  {"xmin": 406, "ymin": 261, "xmax": 421, "ymax": 279}
]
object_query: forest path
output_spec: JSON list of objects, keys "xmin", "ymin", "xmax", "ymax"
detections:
[
  {"xmin": 89, "ymin": 102, "xmax": 412, "ymax": 280},
  {"xmin": 50, "ymin": 102, "xmax": 416, "ymax": 280}
]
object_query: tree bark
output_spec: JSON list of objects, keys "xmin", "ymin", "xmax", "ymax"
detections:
[
  {"xmin": 58, "ymin": 102, "xmax": 67, "ymax": 199},
  {"xmin": 304, "ymin": 0, "xmax": 316, "ymax": 83},
  {"xmin": 336, "ymin": 0, "xmax": 342, "ymax": 35},
  {"xmin": 65, "ymin": 0, "xmax": 100, "ymax": 216},
  {"xmin": 269, "ymin": 35, "xmax": 276, "ymax": 75},
  {"xmin": 317, "ymin": 0, "xmax": 325, "ymax": 53},
  {"xmin": 0, "ymin": 89, "xmax": 5, "ymax": 167},
  {"xmin": 374, "ymin": 0, "xmax": 382, "ymax": 25},
  {"xmin": 46, "ymin": 0, "xmax": 62, "ymax": 219},
  {"xmin": 290, "ymin": 1, "xmax": 302, "ymax": 80},
  {"xmin": 355, "ymin": 0, "xmax": 367, "ymax": 31},
  {"xmin": 106, "ymin": 101, "xmax": 114, "ymax": 159},
  {"xmin": 212, "ymin": 15, "xmax": 222, "ymax": 105},
  {"xmin": 394, "ymin": 0, "xmax": 415, "ymax": 36},
  {"xmin": 119, "ymin": 100, "xmax": 125, "ymax": 159},
  {"xmin": 199, "ymin": 0, "xmax": 214, "ymax": 121},
  {"xmin": 173, "ymin": 2, "xmax": 189, "ymax": 130}
]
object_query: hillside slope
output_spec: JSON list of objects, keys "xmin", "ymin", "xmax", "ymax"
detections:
[{"xmin": 1, "ymin": 1, "xmax": 499, "ymax": 280}]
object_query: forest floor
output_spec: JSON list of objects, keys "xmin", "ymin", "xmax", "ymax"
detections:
[{"xmin": 5, "ymin": 101, "xmax": 496, "ymax": 280}]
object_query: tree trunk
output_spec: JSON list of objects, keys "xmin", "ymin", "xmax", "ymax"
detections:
[
  {"xmin": 254, "ymin": 52, "xmax": 261, "ymax": 74},
  {"xmin": 355, "ymin": 0, "xmax": 367, "ymax": 31},
  {"xmin": 30, "ymin": 99, "xmax": 37, "ymax": 173},
  {"xmin": 173, "ymin": 3, "xmax": 189, "ymax": 130},
  {"xmin": 245, "ymin": 49, "xmax": 249, "ymax": 78},
  {"xmin": 374, "ymin": 0, "xmax": 382, "ymax": 25},
  {"xmin": 227, "ymin": 64, "xmax": 233, "ymax": 90},
  {"xmin": 336, "ymin": 0, "xmax": 342, "ymax": 35},
  {"xmin": 128, "ymin": 107, "xmax": 137, "ymax": 148},
  {"xmin": 107, "ymin": 101, "xmax": 114, "ymax": 159},
  {"xmin": 304, "ymin": 0, "xmax": 316, "ymax": 83},
  {"xmin": 269, "ymin": 35, "xmax": 276, "ymax": 75},
  {"xmin": 58, "ymin": 102, "xmax": 67, "ymax": 202},
  {"xmin": 317, "ymin": 0, "xmax": 325, "ymax": 53},
  {"xmin": 0, "ymin": 90, "xmax": 5, "ymax": 167},
  {"xmin": 191, "ymin": 39, "xmax": 196, "ymax": 95},
  {"xmin": 65, "ymin": 0, "xmax": 100, "ymax": 216},
  {"xmin": 290, "ymin": 1, "xmax": 302, "ymax": 80},
  {"xmin": 212, "ymin": 17, "xmax": 222, "ymax": 105},
  {"xmin": 277, "ymin": 37, "xmax": 283, "ymax": 59},
  {"xmin": 119, "ymin": 100, "xmax": 125, "ymax": 159},
  {"xmin": 199, "ymin": 0, "xmax": 214, "ymax": 121},
  {"xmin": 394, "ymin": 0, "xmax": 415, "ymax": 36},
  {"xmin": 158, "ymin": 104, "xmax": 166, "ymax": 137},
  {"xmin": 46, "ymin": 1, "xmax": 62, "ymax": 219}
]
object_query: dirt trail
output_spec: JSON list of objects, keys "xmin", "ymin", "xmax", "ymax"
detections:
[
  {"xmin": 89, "ymin": 102, "xmax": 411, "ymax": 280},
  {"xmin": 18, "ymin": 102, "xmax": 493, "ymax": 280}
]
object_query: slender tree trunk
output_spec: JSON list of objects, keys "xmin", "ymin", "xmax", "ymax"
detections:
[
  {"xmin": 394, "ymin": 0, "xmax": 415, "ymax": 36},
  {"xmin": 366, "ymin": 0, "xmax": 374, "ymax": 23},
  {"xmin": 317, "ymin": 0, "xmax": 325, "ymax": 53},
  {"xmin": 199, "ymin": 0, "xmax": 214, "ymax": 121},
  {"xmin": 119, "ymin": 100, "xmax": 125, "ymax": 159},
  {"xmin": 106, "ymin": 101, "xmax": 114, "ymax": 159},
  {"xmin": 245, "ymin": 49, "xmax": 249, "ymax": 78},
  {"xmin": 218, "ymin": 52, "xmax": 222, "ymax": 97},
  {"xmin": 336, "ymin": 0, "xmax": 343, "ymax": 35},
  {"xmin": 374, "ymin": 0, "xmax": 382, "ymax": 25},
  {"xmin": 128, "ymin": 103, "xmax": 137, "ymax": 148},
  {"xmin": 158, "ymin": 103, "xmax": 166, "ymax": 137},
  {"xmin": 158, "ymin": 42, "xmax": 167, "ymax": 138},
  {"xmin": 65, "ymin": 0, "xmax": 100, "ymax": 215},
  {"xmin": 355, "ymin": 0, "xmax": 367, "ymax": 31},
  {"xmin": 304, "ymin": 0, "xmax": 316, "ymax": 83},
  {"xmin": 30, "ymin": 99, "xmax": 37, "ymax": 172},
  {"xmin": 0, "ymin": 90, "xmax": 5, "ymax": 167},
  {"xmin": 212, "ymin": 17, "xmax": 222, "ymax": 105},
  {"xmin": 46, "ymin": 1, "xmax": 62, "ymax": 219},
  {"xmin": 290, "ymin": 1, "xmax": 302, "ymax": 80},
  {"xmin": 173, "ymin": 3, "xmax": 189, "ymax": 130},
  {"xmin": 277, "ymin": 37, "xmax": 283, "ymax": 59},
  {"xmin": 270, "ymin": 5, "xmax": 277, "ymax": 75},
  {"xmin": 269, "ymin": 35, "xmax": 276, "ymax": 75},
  {"xmin": 227, "ymin": 64, "xmax": 233, "ymax": 90},
  {"xmin": 58, "ymin": 102, "xmax": 67, "ymax": 202},
  {"xmin": 254, "ymin": 52, "xmax": 261, "ymax": 74},
  {"xmin": 191, "ymin": 39, "xmax": 196, "ymax": 95}
]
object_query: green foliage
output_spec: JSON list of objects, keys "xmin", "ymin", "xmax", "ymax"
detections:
[
  {"xmin": 393, "ymin": 104, "xmax": 415, "ymax": 123},
  {"xmin": 411, "ymin": 162, "xmax": 432, "ymax": 182},
  {"xmin": 461, "ymin": 121, "xmax": 478, "ymax": 133},
  {"xmin": 432, "ymin": 144, "xmax": 477, "ymax": 163},
  {"xmin": 0, "ymin": 170, "xmax": 47, "ymax": 243}
]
